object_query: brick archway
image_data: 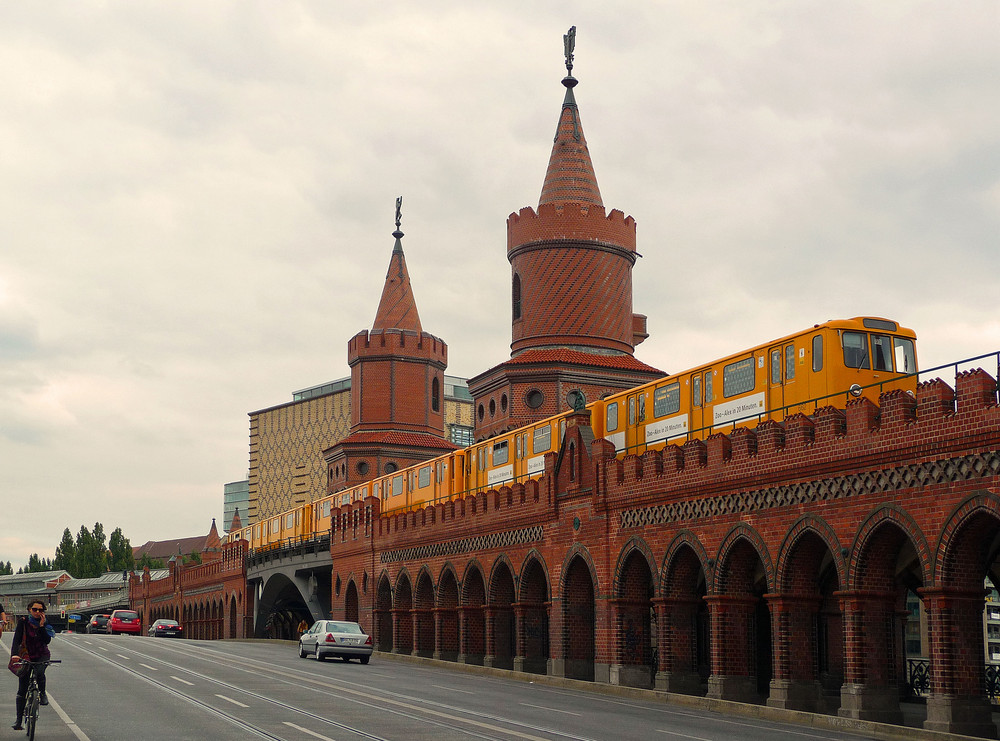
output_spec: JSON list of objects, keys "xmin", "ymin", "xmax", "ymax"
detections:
[
  {"xmin": 344, "ymin": 580, "xmax": 359, "ymax": 623},
  {"xmin": 561, "ymin": 553, "xmax": 596, "ymax": 681},
  {"xmin": 460, "ymin": 563, "xmax": 486, "ymax": 665},
  {"xmin": 612, "ymin": 545, "xmax": 655, "ymax": 688},
  {"xmin": 658, "ymin": 532, "xmax": 710, "ymax": 695},
  {"xmin": 487, "ymin": 559, "xmax": 516, "ymax": 669},
  {"xmin": 393, "ymin": 572, "xmax": 414, "ymax": 654},
  {"xmin": 374, "ymin": 573, "xmax": 393, "ymax": 652},
  {"xmin": 413, "ymin": 568, "xmax": 435, "ymax": 658},
  {"xmin": 436, "ymin": 566, "xmax": 460, "ymax": 662},
  {"xmin": 517, "ymin": 555, "xmax": 549, "ymax": 675}
]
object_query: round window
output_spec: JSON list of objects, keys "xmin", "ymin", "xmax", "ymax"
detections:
[
  {"xmin": 356, "ymin": 461, "xmax": 369, "ymax": 476},
  {"xmin": 385, "ymin": 462, "xmax": 398, "ymax": 474},
  {"xmin": 478, "ymin": 404, "xmax": 485, "ymax": 421},
  {"xmin": 489, "ymin": 399, "xmax": 496, "ymax": 417},
  {"xmin": 525, "ymin": 389, "xmax": 544, "ymax": 409},
  {"xmin": 501, "ymin": 394, "xmax": 508, "ymax": 412}
]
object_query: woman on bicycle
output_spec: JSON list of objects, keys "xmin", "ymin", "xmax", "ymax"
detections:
[{"xmin": 11, "ymin": 600, "xmax": 52, "ymax": 731}]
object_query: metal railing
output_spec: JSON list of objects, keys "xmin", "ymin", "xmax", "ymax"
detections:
[{"xmin": 905, "ymin": 658, "xmax": 1000, "ymax": 701}]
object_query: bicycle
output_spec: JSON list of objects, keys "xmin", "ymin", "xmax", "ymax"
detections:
[{"xmin": 13, "ymin": 658, "xmax": 59, "ymax": 740}]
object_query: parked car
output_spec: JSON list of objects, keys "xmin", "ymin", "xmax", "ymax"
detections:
[
  {"xmin": 298, "ymin": 620, "xmax": 372, "ymax": 663},
  {"xmin": 108, "ymin": 609, "xmax": 141, "ymax": 635},
  {"xmin": 148, "ymin": 619, "xmax": 183, "ymax": 638},
  {"xmin": 87, "ymin": 614, "xmax": 111, "ymax": 634}
]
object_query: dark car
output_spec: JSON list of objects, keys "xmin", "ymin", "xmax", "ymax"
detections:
[
  {"xmin": 108, "ymin": 609, "xmax": 141, "ymax": 635},
  {"xmin": 148, "ymin": 619, "xmax": 183, "ymax": 638},
  {"xmin": 87, "ymin": 614, "xmax": 111, "ymax": 634}
]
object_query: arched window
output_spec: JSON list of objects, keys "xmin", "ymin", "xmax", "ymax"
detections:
[
  {"xmin": 512, "ymin": 274, "xmax": 522, "ymax": 320},
  {"xmin": 432, "ymin": 377, "xmax": 440, "ymax": 412}
]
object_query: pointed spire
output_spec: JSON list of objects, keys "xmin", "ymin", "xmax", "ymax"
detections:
[
  {"xmin": 371, "ymin": 196, "xmax": 423, "ymax": 333},
  {"xmin": 538, "ymin": 27, "xmax": 603, "ymax": 208}
]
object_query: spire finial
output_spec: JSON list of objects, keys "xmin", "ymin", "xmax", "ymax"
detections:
[
  {"xmin": 392, "ymin": 196, "xmax": 404, "ymax": 252},
  {"xmin": 563, "ymin": 26, "xmax": 576, "ymax": 78}
]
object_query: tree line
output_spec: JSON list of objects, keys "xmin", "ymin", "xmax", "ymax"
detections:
[{"xmin": 2, "ymin": 523, "xmax": 166, "ymax": 579}]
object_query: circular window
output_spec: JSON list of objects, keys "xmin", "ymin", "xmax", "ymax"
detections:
[
  {"xmin": 356, "ymin": 461, "xmax": 369, "ymax": 476},
  {"xmin": 501, "ymin": 394, "xmax": 508, "ymax": 412},
  {"xmin": 478, "ymin": 404, "xmax": 485, "ymax": 421},
  {"xmin": 385, "ymin": 462, "xmax": 398, "ymax": 474},
  {"xmin": 525, "ymin": 389, "xmax": 544, "ymax": 409},
  {"xmin": 489, "ymin": 399, "xmax": 496, "ymax": 417}
]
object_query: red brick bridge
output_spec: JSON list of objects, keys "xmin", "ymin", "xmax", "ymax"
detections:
[{"xmin": 329, "ymin": 365, "xmax": 1000, "ymax": 738}]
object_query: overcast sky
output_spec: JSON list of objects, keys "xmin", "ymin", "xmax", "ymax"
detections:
[{"xmin": 1, "ymin": 2, "xmax": 998, "ymax": 568}]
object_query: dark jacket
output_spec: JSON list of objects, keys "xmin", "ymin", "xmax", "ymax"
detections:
[{"xmin": 11, "ymin": 617, "xmax": 52, "ymax": 662}]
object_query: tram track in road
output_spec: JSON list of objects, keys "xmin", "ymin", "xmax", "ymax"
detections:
[{"xmin": 60, "ymin": 635, "xmax": 573, "ymax": 741}]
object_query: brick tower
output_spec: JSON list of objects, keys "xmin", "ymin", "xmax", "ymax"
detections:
[
  {"xmin": 324, "ymin": 199, "xmax": 457, "ymax": 492},
  {"xmin": 469, "ymin": 28, "xmax": 662, "ymax": 440}
]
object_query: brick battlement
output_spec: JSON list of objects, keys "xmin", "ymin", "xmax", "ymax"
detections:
[
  {"xmin": 506, "ymin": 203, "xmax": 636, "ymax": 253},
  {"xmin": 348, "ymin": 328, "xmax": 448, "ymax": 366}
]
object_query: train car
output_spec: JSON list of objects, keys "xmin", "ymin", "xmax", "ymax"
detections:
[{"xmin": 605, "ymin": 317, "xmax": 917, "ymax": 455}]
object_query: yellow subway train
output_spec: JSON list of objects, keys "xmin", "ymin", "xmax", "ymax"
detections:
[{"xmin": 231, "ymin": 317, "xmax": 917, "ymax": 551}]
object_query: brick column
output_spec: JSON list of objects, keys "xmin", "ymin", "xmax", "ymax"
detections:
[
  {"xmin": 654, "ymin": 596, "xmax": 703, "ymax": 695},
  {"xmin": 483, "ymin": 606, "xmax": 497, "ymax": 668},
  {"xmin": 391, "ymin": 609, "xmax": 404, "ymax": 654},
  {"xmin": 766, "ymin": 593, "xmax": 823, "ymax": 711},
  {"xmin": 705, "ymin": 594, "xmax": 760, "ymax": 703},
  {"xmin": 921, "ymin": 587, "xmax": 998, "ymax": 738},
  {"xmin": 837, "ymin": 590, "xmax": 903, "ymax": 723},
  {"xmin": 432, "ymin": 608, "xmax": 445, "ymax": 660}
]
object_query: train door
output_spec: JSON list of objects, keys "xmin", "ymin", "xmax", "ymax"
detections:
[
  {"xmin": 689, "ymin": 371, "xmax": 714, "ymax": 436},
  {"xmin": 768, "ymin": 345, "xmax": 784, "ymax": 420},
  {"xmin": 626, "ymin": 389, "xmax": 647, "ymax": 454},
  {"xmin": 783, "ymin": 342, "xmax": 800, "ymax": 411}
]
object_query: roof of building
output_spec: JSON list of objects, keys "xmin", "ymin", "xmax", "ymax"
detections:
[
  {"xmin": 334, "ymin": 430, "xmax": 460, "ymax": 451},
  {"xmin": 371, "ymin": 218, "xmax": 422, "ymax": 333},
  {"xmin": 132, "ymin": 520, "xmax": 221, "ymax": 561},
  {"xmin": 56, "ymin": 570, "xmax": 169, "ymax": 591},
  {"xmin": 0, "ymin": 571, "xmax": 72, "ymax": 596},
  {"xmin": 538, "ymin": 71, "xmax": 603, "ymax": 209}
]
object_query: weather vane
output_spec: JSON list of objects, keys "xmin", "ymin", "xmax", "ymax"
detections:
[
  {"xmin": 394, "ymin": 196, "xmax": 402, "ymax": 231},
  {"xmin": 563, "ymin": 26, "xmax": 576, "ymax": 76}
]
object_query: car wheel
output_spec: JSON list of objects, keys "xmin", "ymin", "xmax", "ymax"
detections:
[
  {"xmin": 360, "ymin": 656, "xmax": 370, "ymax": 665},
  {"xmin": 314, "ymin": 645, "xmax": 324, "ymax": 661},
  {"xmin": 298, "ymin": 642, "xmax": 307, "ymax": 659}
]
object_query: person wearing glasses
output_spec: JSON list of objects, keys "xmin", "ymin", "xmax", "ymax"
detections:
[{"xmin": 11, "ymin": 600, "xmax": 53, "ymax": 730}]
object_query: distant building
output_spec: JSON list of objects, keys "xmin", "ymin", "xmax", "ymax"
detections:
[
  {"xmin": 0, "ymin": 571, "xmax": 72, "ymax": 616},
  {"xmin": 132, "ymin": 520, "xmax": 222, "ymax": 564},
  {"xmin": 223, "ymin": 479, "xmax": 250, "ymax": 533}
]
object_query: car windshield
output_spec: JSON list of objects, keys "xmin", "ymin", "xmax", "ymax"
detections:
[
  {"xmin": 157, "ymin": 620, "xmax": 179, "ymax": 626},
  {"xmin": 116, "ymin": 611, "xmax": 138, "ymax": 619},
  {"xmin": 327, "ymin": 622, "xmax": 364, "ymax": 634}
]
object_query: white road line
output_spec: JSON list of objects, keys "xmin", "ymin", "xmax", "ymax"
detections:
[
  {"xmin": 96, "ymin": 646, "xmax": 108, "ymax": 652},
  {"xmin": 48, "ymin": 695, "xmax": 92, "ymax": 741},
  {"xmin": 519, "ymin": 702, "xmax": 580, "ymax": 716},
  {"xmin": 116, "ymin": 654, "xmax": 130, "ymax": 659},
  {"xmin": 215, "ymin": 694, "xmax": 250, "ymax": 708},
  {"xmin": 432, "ymin": 684, "xmax": 475, "ymax": 694},
  {"xmin": 656, "ymin": 730, "xmax": 712, "ymax": 741},
  {"xmin": 171, "ymin": 676, "xmax": 195, "ymax": 685},
  {"xmin": 283, "ymin": 721, "xmax": 338, "ymax": 740},
  {"xmin": 140, "ymin": 663, "xmax": 158, "ymax": 671}
]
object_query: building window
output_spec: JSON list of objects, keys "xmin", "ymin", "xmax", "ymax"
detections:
[
  {"xmin": 432, "ymin": 377, "xmax": 440, "ymax": 412},
  {"xmin": 525, "ymin": 389, "xmax": 544, "ymax": 409},
  {"xmin": 449, "ymin": 425, "xmax": 474, "ymax": 446},
  {"xmin": 478, "ymin": 404, "xmax": 485, "ymax": 422},
  {"xmin": 512, "ymin": 274, "xmax": 522, "ymax": 320},
  {"xmin": 356, "ymin": 461, "xmax": 369, "ymax": 476},
  {"xmin": 384, "ymin": 462, "xmax": 398, "ymax": 474},
  {"xmin": 489, "ymin": 399, "xmax": 496, "ymax": 417},
  {"xmin": 500, "ymin": 394, "xmax": 508, "ymax": 412}
]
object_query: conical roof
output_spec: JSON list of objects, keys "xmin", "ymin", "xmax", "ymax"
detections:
[
  {"xmin": 371, "ymin": 228, "xmax": 422, "ymax": 333},
  {"xmin": 538, "ymin": 77, "xmax": 603, "ymax": 208}
]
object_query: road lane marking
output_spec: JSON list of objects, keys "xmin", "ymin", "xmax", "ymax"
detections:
[
  {"xmin": 116, "ymin": 654, "xmax": 130, "ymax": 659},
  {"xmin": 171, "ymin": 676, "xmax": 195, "ymax": 685},
  {"xmin": 284, "ymin": 722, "xmax": 338, "ymax": 740},
  {"xmin": 140, "ymin": 663, "xmax": 158, "ymax": 670},
  {"xmin": 656, "ymin": 731, "xmax": 711, "ymax": 741},
  {"xmin": 48, "ymin": 695, "xmax": 92, "ymax": 741},
  {"xmin": 520, "ymin": 702, "xmax": 580, "ymax": 716},
  {"xmin": 216, "ymin": 694, "xmax": 250, "ymax": 708},
  {"xmin": 432, "ymin": 684, "xmax": 475, "ymax": 694},
  {"xmin": 97, "ymin": 646, "xmax": 108, "ymax": 651}
]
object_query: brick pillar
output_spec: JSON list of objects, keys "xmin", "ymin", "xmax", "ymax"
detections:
[
  {"xmin": 483, "ymin": 606, "xmax": 497, "ymax": 668},
  {"xmin": 921, "ymin": 587, "xmax": 998, "ymax": 738},
  {"xmin": 391, "ymin": 609, "xmax": 404, "ymax": 654},
  {"xmin": 512, "ymin": 603, "xmax": 527, "ymax": 672},
  {"xmin": 837, "ymin": 591, "xmax": 903, "ymax": 723},
  {"xmin": 432, "ymin": 608, "xmax": 445, "ymax": 661},
  {"xmin": 705, "ymin": 594, "xmax": 760, "ymax": 703},
  {"xmin": 654, "ymin": 596, "xmax": 703, "ymax": 695},
  {"xmin": 766, "ymin": 593, "xmax": 823, "ymax": 711}
]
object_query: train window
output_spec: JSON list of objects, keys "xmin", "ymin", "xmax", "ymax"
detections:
[
  {"xmin": 493, "ymin": 440, "xmax": 509, "ymax": 465},
  {"xmin": 871, "ymin": 334, "xmax": 892, "ymax": 371},
  {"xmin": 893, "ymin": 337, "xmax": 916, "ymax": 373},
  {"xmin": 693, "ymin": 376, "xmax": 701, "ymax": 407},
  {"xmin": 533, "ymin": 425, "xmax": 552, "ymax": 454},
  {"xmin": 392, "ymin": 475, "xmax": 404, "ymax": 497},
  {"xmin": 628, "ymin": 396, "xmax": 635, "ymax": 425},
  {"xmin": 785, "ymin": 345, "xmax": 795, "ymax": 380},
  {"xmin": 341, "ymin": 494, "xmax": 350, "ymax": 506},
  {"xmin": 606, "ymin": 402, "xmax": 618, "ymax": 432},
  {"xmin": 843, "ymin": 331, "xmax": 870, "ymax": 369},
  {"xmin": 322, "ymin": 501, "xmax": 331, "ymax": 518},
  {"xmin": 770, "ymin": 349, "xmax": 782, "ymax": 384},
  {"xmin": 723, "ymin": 358, "xmax": 756, "ymax": 397},
  {"xmin": 516, "ymin": 434, "xmax": 523, "ymax": 459},
  {"xmin": 284, "ymin": 513, "xmax": 293, "ymax": 528},
  {"xmin": 863, "ymin": 318, "xmax": 897, "ymax": 331},
  {"xmin": 478, "ymin": 448, "xmax": 487, "ymax": 471},
  {"xmin": 560, "ymin": 418, "xmax": 567, "ymax": 441},
  {"xmin": 812, "ymin": 335, "xmax": 823, "ymax": 372},
  {"xmin": 418, "ymin": 466, "xmax": 431, "ymax": 488},
  {"xmin": 374, "ymin": 482, "xmax": 382, "ymax": 500},
  {"xmin": 705, "ymin": 372, "xmax": 713, "ymax": 404},
  {"xmin": 653, "ymin": 382, "xmax": 680, "ymax": 417}
]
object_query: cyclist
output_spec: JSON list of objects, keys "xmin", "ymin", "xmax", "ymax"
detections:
[{"xmin": 11, "ymin": 600, "xmax": 53, "ymax": 731}]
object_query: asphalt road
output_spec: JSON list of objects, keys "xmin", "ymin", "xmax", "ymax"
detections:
[{"xmin": 0, "ymin": 633, "xmax": 892, "ymax": 741}]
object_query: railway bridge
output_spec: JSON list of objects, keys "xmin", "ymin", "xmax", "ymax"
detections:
[
  {"xmin": 247, "ymin": 534, "xmax": 332, "ymax": 638},
  {"xmin": 327, "ymin": 361, "xmax": 1000, "ymax": 738}
]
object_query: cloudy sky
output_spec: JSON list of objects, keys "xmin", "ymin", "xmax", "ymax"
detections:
[{"xmin": 1, "ymin": 2, "xmax": 998, "ymax": 568}]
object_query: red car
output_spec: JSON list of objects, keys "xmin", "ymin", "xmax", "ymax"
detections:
[{"xmin": 108, "ymin": 609, "xmax": 141, "ymax": 635}]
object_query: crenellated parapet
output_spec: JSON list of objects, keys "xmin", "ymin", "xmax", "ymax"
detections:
[
  {"xmin": 347, "ymin": 328, "xmax": 448, "ymax": 367},
  {"xmin": 506, "ymin": 203, "xmax": 636, "ymax": 255}
]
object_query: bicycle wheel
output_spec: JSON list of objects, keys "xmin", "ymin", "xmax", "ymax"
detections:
[{"xmin": 25, "ymin": 684, "xmax": 39, "ymax": 741}]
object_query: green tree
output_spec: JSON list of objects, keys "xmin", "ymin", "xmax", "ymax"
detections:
[
  {"xmin": 53, "ymin": 528, "xmax": 77, "ymax": 575},
  {"xmin": 135, "ymin": 552, "xmax": 165, "ymax": 571},
  {"xmin": 0, "ymin": 561, "xmax": 12, "ymax": 576},
  {"xmin": 74, "ymin": 524, "xmax": 108, "ymax": 578},
  {"xmin": 183, "ymin": 551, "xmax": 202, "ymax": 566},
  {"xmin": 108, "ymin": 527, "xmax": 134, "ymax": 572}
]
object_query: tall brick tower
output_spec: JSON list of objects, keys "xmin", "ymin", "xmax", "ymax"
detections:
[
  {"xmin": 324, "ymin": 199, "xmax": 457, "ymax": 492},
  {"xmin": 469, "ymin": 28, "xmax": 662, "ymax": 440}
]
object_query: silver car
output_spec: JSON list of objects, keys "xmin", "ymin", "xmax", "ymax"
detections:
[{"xmin": 298, "ymin": 620, "xmax": 373, "ymax": 664}]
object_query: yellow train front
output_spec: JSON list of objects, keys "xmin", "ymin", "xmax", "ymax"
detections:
[{"xmin": 605, "ymin": 316, "xmax": 917, "ymax": 455}]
